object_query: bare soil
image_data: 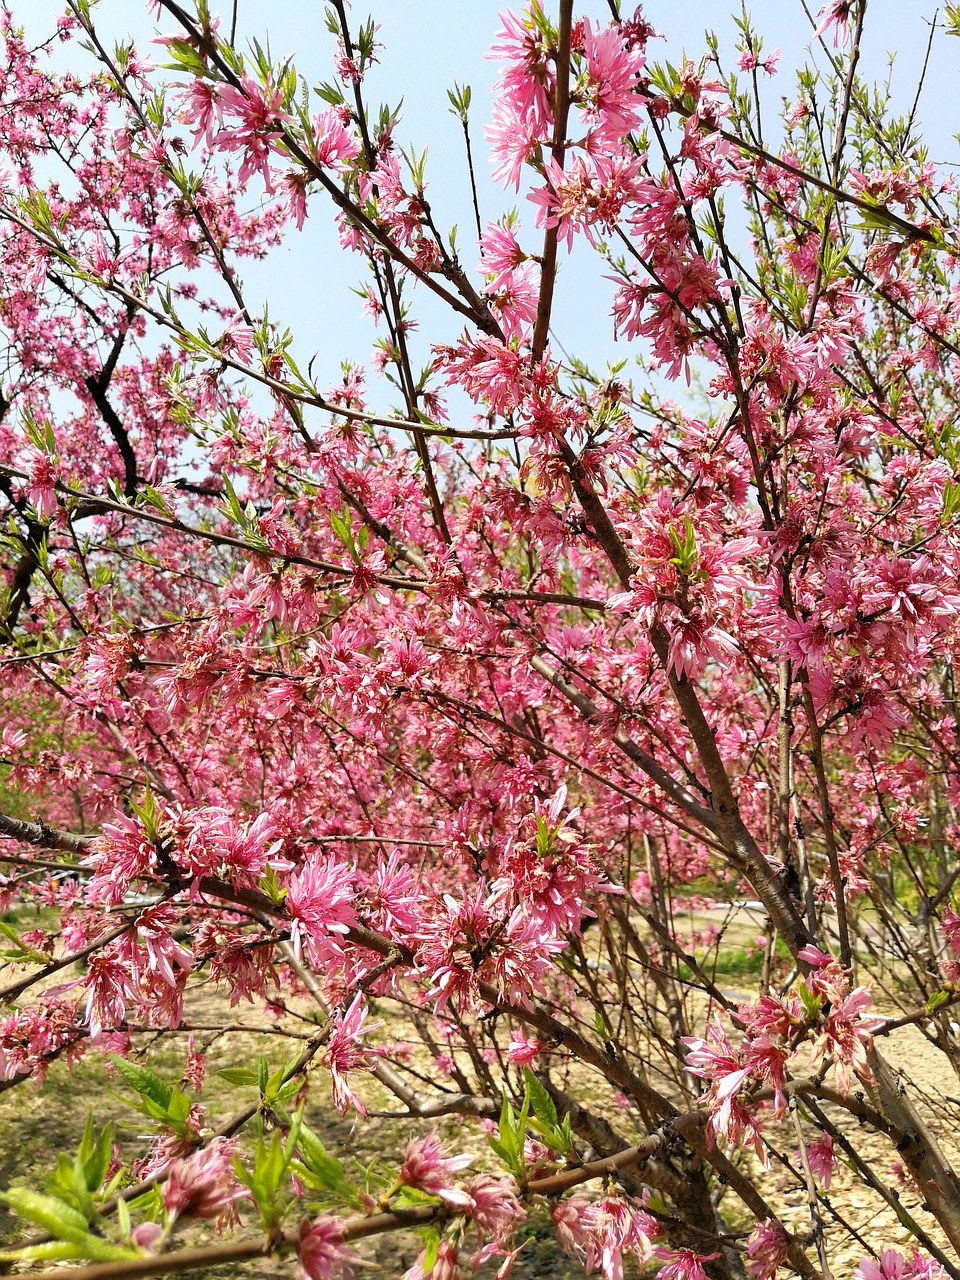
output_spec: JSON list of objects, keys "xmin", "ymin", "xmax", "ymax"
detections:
[{"xmin": 0, "ymin": 936, "xmax": 957, "ymax": 1278}]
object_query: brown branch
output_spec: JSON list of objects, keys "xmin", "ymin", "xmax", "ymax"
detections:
[
  {"xmin": 659, "ymin": 90, "xmax": 953, "ymax": 252},
  {"xmin": 0, "ymin": 811, "xmax": 91, "ymax": 855},
  {"xmin": 531, "ymin": 0, "xmax": 574, "ymax": 361},
  {"xmin": 0, "ymin": 475, "xmax": 44, "ymax": 631},
  {"xmin": 84, "ymin": 374, "xmax": 138, "ymax": 499},
  {"xmin": 525, "ymin": 1109, "xmax": 706, "ymax": 1196},
  {"xmin": 529, "ymin": 654, "xmax": 718, "ymax": 830},
  {"xmin": 0, "ymin": 920, "xmax": 132, "ymax": 1006},
  {"xmin": 18, "ymin": 1237, "xmax": 271, "ymax": 1280},
  {"xmin": 0, "ymin": 464, "xmax": 605, "ymax": 614},
  {"xmin": 155, "ymin": 1, "xmax": 501, "ymax": 336}
]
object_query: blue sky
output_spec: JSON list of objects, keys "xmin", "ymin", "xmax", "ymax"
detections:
[{"xmin": 13, "ymin": 1, "xmax": 959, "ymax": 414}]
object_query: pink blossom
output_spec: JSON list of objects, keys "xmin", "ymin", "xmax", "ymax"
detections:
[
  {"xmin": 213, "ymin": 73, "xmax": 291, "ymax": 187},
  {"xmin": 82, "ymin": 631, "xmax": 132, "ymax": 702},
  {"xmin": 404, "ymin": 1240, "xmax": 462, "ymax": 1280},
  {"xmin": 479, "ymin": 220, "xmax": 527, "ymax": 283},
  {"xmin": 552, "ymin": 1196, "xmax": 593, "ymax": 1261},
  {"xmin": 124, "ymin": 904, "xmax": 194, "ymax": 991},
  {"xmin": 463, "ymin": 1174, "xmax": 526, "ymax": 1239},
  {"xmin": 655, "ymin": 1247, "xmax": 721, "ymax": 1280},
  {"xmin": 184, "ymin": 1035, "xmax": 206, "ymax": 1091},
  {"xmin": 944, "ymin": 908, "xmax": 960, "ymax": 954},
  {"xmin": 486, "ymin": 9, "xmax": 554, "ymax": 135},
  {"xmin": 579, "ymin": 20, "xmax": 645, "ymax": 144},
  {"xmin": 0, "ymin": 727, "xmax": 27, "ymax": 753},
  {"xmin": 528, "ymin": 153, "xmax": 642, "ymax": 251},
  {"xmin": 814, "ymin": 0, "xmax": 856, "ymax": 46},
  {"xmin": 803, "ymin": 1134, "xmax": 836, "ymax": 1189},
  {"xmin": 5, "ymin": 6, "xmax": 960, "ymax": 1270},
  {"xmin": 683, "ymin": 1018, "xmax": 768, "ymax": 1162},
  {"xmin": 297, "ymin": 1216, "xmax": 355, "ymax": 1280},
  {"xmin": 220, "ymin": 315, "xmax": 256, "ymax": 364},
  {"xmin": 485, "ymin": 96, "xmax": 543, "ymax": 190},
  {"xmin": 84, "ymin": 953, "xmax": 135, "ymax": 1038},
  {"xmin": 286, "ymin": 855, "xmax": 357, "ymax": 967},
  {"xmin": 416, "ymin": 884, "xmax": 565, "ymax": 1012},
  {"xmin": 745, "ymin": 1219, "xmax": 788, "ymax": 1279},
  {"xmin": 132, "ymin": 1222, "xmax": 164, "ymax": 1249},
  {"xmin": 176, "ymin": 78, "xmax": 223, "ymax": 147},
  {"xmin": 163, "ymin": 1138, "xmax": 246, "ymax": 1228},
  {"xmin": 855, "ymin": 1251, "xmax": 908, "ymax": 1280},
  {"xmin": 26, "ymin": 453, "xmax": 57, "ymax": 518},
  {"xmin": 585, "ymin": 1195, "xmax": 659, "ymax": 1280},
  {"xmin": 309, "ymin": 108, "xmax": 360, "ymax": 172},
  {"xmin": 83, "ymin": 808, "xmax": 160, "ymax": 901},
  {"xmin": 902, "ymin": 1251, "xmax": 947, "ymax": 1280},
  {"xmin": 322, "ymin": 993, "xmax": 381, "ymax": 1116},
  {"xmin": 399, "ymin": 1131, "xmax": 472, "ymax": 1195},
  {"xmin": 506, "ymin": 1032, "xmax": 548, "ymax": 1064},
  {"xmin": 809, "ymin": 985, "xmax": 883, "ymax": 1094},
  {"xmin": 484, "ymin": 261, "xmax": 539, "ymax": 340},
  {"xmin": 278, "ymin": 169, "xmax": 310, "ymax": 230}
]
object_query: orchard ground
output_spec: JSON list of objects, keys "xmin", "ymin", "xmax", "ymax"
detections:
[{"xmin": 0, "ymin": 900, "xmax": 953, "ymax": 1278}]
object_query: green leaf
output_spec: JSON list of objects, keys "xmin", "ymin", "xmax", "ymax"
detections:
[
  {"xmin": 128, "ymin": 784, "xmax": 161, "ymax": 842},
  {"xmin": 534, "ymin": 814, "xmax": 552, "ymax": 857},
  {"xmin": 142, "ymin": 485, "xmax": 172, "ymax": 517},
  {"xmin": 82, "ymin": 1118, "xmax": 113, "ymax": 1194},
  {"xmin": 798, "ymin": 982, "xmax": 823, "ymax": 1021},
  {"xmin": 329, "ymin": 508, "xmax": 359, "ymax": 562},
  {"xmin": 1, "ymin": 1189, "xmax": 92, "ymax": 1243},
  {"xmin": 235, "ymin": 1114, "xmax": 303, "ymax": 1229},
  {"xmin": 314, "ymin": 79, "xmax": 346, "ymax": 107},
  {"xmin": 70, "ymin": 1158, "xmax": 95, "ymax": 1221},
  {"xmin": 50, "ymin": 1153, "xmax": 75, "ymax": 1197},
  {"xmin": 265, "ymin": 1062, "xmax": 289, "ymax": 1103},
  {"xmin": 926, "ymin": 989, "xmax": 949, "ymax": 1015},
  {"xmin": 560, "ymin": 1113, "xmax": 573, "ymax": 1150},
  {"xmin": 421, "ymin": 1227, "xmax": 440, "ymax": 1273},
  {"xmin": 853, "ymin": 204, "xmax": 901, "ymax": 232},
  {"xmin": 221, "ymin": 473, "xmax": 246, "ymax": 527},
  {"xmin": 166, "ymin": 1090, "xmax": 193, "ymax": 1127},
  {"xmin": 486, "ymin": 1135, "xmax": 513, "ymax": 1167},
  {"xmin": 0, "ymin": 1241, "xmax": 132, "ymax": 1264},
  {"xmin": 218, "ymin": 1068, "xmax": 260, "ymax": 1087},
  {"xmin": 523, "ymin": 1068, "xmax": 558, "ymax": 1129},
  {"xmin": 498, "ymin": 1092, "xmax": 518, "ymax": 1157},
  {"xmin": 492, "ymin": 1092, "xmax": 527, "ymax": 1178},
  {"xmin": 159, "ymin": 38, "xmax": 212, "ymax": 78},
  {"xmin": 259, "ymin": 864, "xmax": 287, "ymax": 907},
  {"xmin": 943, "ymin": 480, "xmax": 960, "ymax": 523},
  {"xmin": 667, "ymin": 516, "xmax": 699, "ymax": 574},
  {"xmin": 0, "ymin": 920, "xmax": 47, "ymax": 963},
  {"xmin": 447, "ymin": 81, "xmax": 472, "ymax": 120},
  {"xmin": 298, "ymin": 1124, "xmax": 344, "ymax": 1180},
  {"xmin": 110, "ymin": 1056, "xmax": 171, "ymax": 1112}
]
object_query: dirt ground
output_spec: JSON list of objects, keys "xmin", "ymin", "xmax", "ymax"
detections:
[{"xmin": 0, "ymin": 934, "xmax": 957, "ymax": 1279}]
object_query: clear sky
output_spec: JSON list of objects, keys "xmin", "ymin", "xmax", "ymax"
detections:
[{"xmin": 12, "ymin": 1, "xmax": 958, "ymax": 412}]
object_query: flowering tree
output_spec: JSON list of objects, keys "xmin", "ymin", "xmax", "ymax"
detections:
[{"xmin": 0, "ymin": 0, "xmax": 960, "ymax": 1276}]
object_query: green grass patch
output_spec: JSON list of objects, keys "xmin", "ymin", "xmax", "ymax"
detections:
[{"xmin": 678, "ymin": 937, "xmax": 791, "ymax": 983}]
